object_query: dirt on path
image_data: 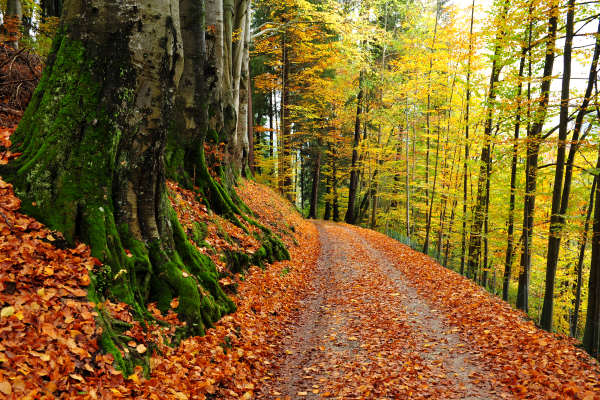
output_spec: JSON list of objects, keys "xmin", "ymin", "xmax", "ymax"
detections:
[{"xmin": 261, "ymin": 221, "xmax": 506, "ymax": 400}]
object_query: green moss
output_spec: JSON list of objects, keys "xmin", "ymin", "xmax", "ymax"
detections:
[
  {"xmin": 190, "ymin": 221, "xmax": 208, "ymax": 244},
  {"xmin": 223, "ymin": 249, "xmax": 252, "ymax": 273},
  {"xmin": 3, "ymin": 33, "xmax": 112, "ymax": 244}
]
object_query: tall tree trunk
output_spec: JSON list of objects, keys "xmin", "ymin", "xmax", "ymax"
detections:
[
  {"xmin": 324, "ymin": 173, "xmax": 332, "ymax": 221},
  {"xmin": 445, "ymin": 198, "xmax": 458, "ymax": 267},
  {"xmin": 517, "ymin": 1, "xmax": 558, "ymax": 312},
  {"xmin": 461, "ymin": 0, "xmax": 475, "ymax": 275},
  {"xmin": 309, "ymin": 148, "xmax": 321, "ymax": 219},
  {"xmin": 41, "ymin": 0, "xmax": 62, "ymax": 19},
  {"xmin": 424, "ymin": 1, "xmax": 440, "ymax": 244},
  {"xmin": 467, "ymin": 13, "xmax": 506, "ymax": 280},
  {"xmin": 434, "ymin": 77, "xmax": 456, "ymax": 255},
  {"xmin": 482, "ymin": 156, "xmax": 491, "ymax": 287},
  {"xmin": 542, "ymin": 9, "xmax": 600, "ymax": 331},
  {"xmin": 345, "ymin": 70, "xmax": 364, "ymax": 224},
  {"xmin": 405, "ymin": 95, "xmax": 411, "ymax": 238},
  {"xmin": 235, "ymin": 2, "xmax": 251, "ymax": 175},
  {"xmin": 247, "ymin": 71, "xmax": 254, "ymax": 174},
  {"xmin": 584, "ymin": 147, "xmax": 600, "ymax": 357},
  {"xmin": 278, "ymin": 31, "xmax": 292, "ymax": 200},
  {"xmin": 332, "ymin": 153, "xmax": 340, "ymax": 222},
  {"xmin": 424, "ymin": 121, "xmax": 441, "ymax": 254},
  {"xmin": 572, "ymin": 176, "xmax": 596, "ymax": 337},
  {"xmin": 503, "ymin": 47, "xmax": 526, "ymax": 302},
  {"xmin": 268, "ymin": 91, "xmax": 274, "ymax": 159}
]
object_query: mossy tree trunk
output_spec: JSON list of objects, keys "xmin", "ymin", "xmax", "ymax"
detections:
[
  {"xmin": 1, "ymin": 0, "xmax": 238, "ymax": 372},
  {"xmin": 167, "ymin": 0, "xmax": 257, "ymax": 222}
]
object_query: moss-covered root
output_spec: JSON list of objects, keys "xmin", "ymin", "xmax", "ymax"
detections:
[
  {"xmin": 84, "ymin": 210, "xmax": 235, "ymax": 367},
  {"xmin": 147, "ymin": 210, "xmax": 235, "ymax": 336},
  {"xmin": 224, "ymin": 230, "xmax": 290, "ymax": 273},
  {"xmin": 259, "ymin": 232, "xmax": 290, "ymax": 263},
  {"xmin": 165, "ymin": 141, "xmax": 251, "ymax": 230}
]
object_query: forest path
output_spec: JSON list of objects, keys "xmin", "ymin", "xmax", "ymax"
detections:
[{"xmin": 261, "ymin": 221, "xmax": 503, "ymax": 400}]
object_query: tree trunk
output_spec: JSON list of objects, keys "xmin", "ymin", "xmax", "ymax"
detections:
[
  {"xmin": 503, "ymin": 47, "xmax": 526, "ymax": 302},
  {"xmin": 324, "ymin": 173, "xmax": 332, "ymax": 221},
  {"xmin": 572, "ymin": 176, "xmax": 596, "ymax": 337},
  {"xmin": 247, "ymin": 71, "xmax": 255, "ymax": 174},
  {"xmin": 405, "ymin": 95, "xmax": 411, "ymax": 238},
  {"xmin": 268, "ymin": 91, "xmax": 274, "ymax": 159},
  {"xmin": 461, "ymin": 0, "xmax": 475, "ymax": 276},
  {"xmin": 542, "ymin": 8, "xmax": 600, "ymax": 331},
  {"xmin": 309, "ymin": 148, "xmax": 321, "ymax": 219},
  {"xmin": 424, "ymin": 2, "xmax": 440, "ymax": 245},
  {"xmin": 236, "ymin": 2, "xmax": 251, "ymax": 175},
  {"xmin": 517, "ymin": 1, "xmax": 558, "ymax": 312},
  {"xmin": 482, "ymin": 156, "xmax": 491, "ymax": 287},
  {"xmin": 41, "ymin": 0, "xmax": 62, "ymax": 19},
  {"xmin": 332, "ymin": 150, "xmax": 340, "ymax": 222},
  {"xmin": 467, "ymin": 39, "xmax": 503, "ymax": 280},
  {"xmin": 584, "ymin": 147, "xmax": 600, "ymax": 357},
  {"xmin": 424, "ymin": 121, "xmax": 441, "ymax": 254},
  {"xmin": 345, "ymin": 70, "xmax": 363, "ymax": 224},
  {"xmin": 5, "ymin": 0, "xmax": 22, "ymax": 49}
]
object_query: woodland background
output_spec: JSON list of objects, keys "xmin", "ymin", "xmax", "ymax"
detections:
[{"xmin": 247, "ymin": 0, "xmax": 600, "ymax": 349}]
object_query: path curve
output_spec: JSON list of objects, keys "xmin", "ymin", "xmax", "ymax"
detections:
[{"xmin": 261, "ymin": 221, "xmax": 502, "ymax": 399}]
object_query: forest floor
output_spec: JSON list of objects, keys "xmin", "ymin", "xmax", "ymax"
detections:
[
  {"xmin": 259, "ymin": 222, "xmax": 600, "ymax": 399},
  {"xmin": 262, "ymin": 221, "xmax": 497, "ymax": 399}
]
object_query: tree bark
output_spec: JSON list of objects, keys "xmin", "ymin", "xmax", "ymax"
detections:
[
  {"xmin": 247, "ymin": 71, "xmax": 255, "ymax": 174},
  {"xmin": 332, "ymin": 149, "xmax": 340, "ymax": 222},
  {"xmin": 324, "ymin": 173, "xmax": 331, "ymax": 221},
  {"xmin": 309, "ymin": 148, "xmax": 321, "ymax": 219},
  {"xmin": 5, "ymin": 0, "xmax": 22, "ymax": 49},
  {"xmin": 517, "ymin": 1, "xmax": 558, "ymax": 312},
  {"xmin": 584, "ymin": 148, "xmax": 600, "ymax": 357},
  {"xmin": 503, "ymin": 47, "xmax": 526, "ymax": 302},
  {"xmin": 278, "ymin": 31, "xmax": 293, "ymax": 200},
  {"xmin": 461, "ymin": 0, "xmax": 475, "ymax": 275},
  {"xmin": 345, "ymin": 70, "xmax": 363, "ymax": 224},
  {"xmin": 467, "ymin": 32, "xmax": 503, "ymax": 280},
  {"xmin": 572, "ymin": 176, "xmax": 596, "ymax": 337},
  {"xmin": 541, "ymin": 0, "xmax": 575, "ymax": 330},
  {"xmin": 542, "ymin": 10, "xmax": 600, "ymax": 330},
  {"xmin": 424, "ymin": 121, "xmax": 441, "ymax": 254}
]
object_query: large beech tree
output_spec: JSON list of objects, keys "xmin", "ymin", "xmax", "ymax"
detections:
[{"xmin": 1, "ymin": 0, "xmax": 286, "ymax": 372}]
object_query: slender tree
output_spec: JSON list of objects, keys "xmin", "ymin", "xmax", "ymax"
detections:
[
  {"xmin": 517, "ymin": 0, "xmax": 559, "ymax": 312},
  {"xmin": 461, "ymin": 0, "xmax": 475, "ymax": 275},
  {"xmin": 503, "ymin": 45, "xmax": 527, "ymax": 302}
]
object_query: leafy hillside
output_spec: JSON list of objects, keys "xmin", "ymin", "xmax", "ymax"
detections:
[{"xmin": 0, "ymin": 135, "xmax": 319, "ymax": 398}]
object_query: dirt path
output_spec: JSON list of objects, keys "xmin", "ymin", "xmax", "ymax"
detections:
[{"xmin": 261, "ymin": 221, "xmax": 504, "ymax": 399}]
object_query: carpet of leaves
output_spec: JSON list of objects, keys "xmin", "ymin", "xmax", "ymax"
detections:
[
  {"xmin": 263, "ymin": 222, "xmax": 505, "ymax": 399},
  {"xmin": 0, "ymin": 135, "xmax": 118, "ymax": 398},
  {"xmin": 350, "ymin": 224, "xmax": 600, "ymax": 400},
  {"xmin": 0, "ymin": 125, "xmax": 320, "ymax": 399}
]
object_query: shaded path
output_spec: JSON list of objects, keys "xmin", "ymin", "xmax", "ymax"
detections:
[{"xmin": 261, "ymin": 221, "xmax": 502, "ymax": 399}]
